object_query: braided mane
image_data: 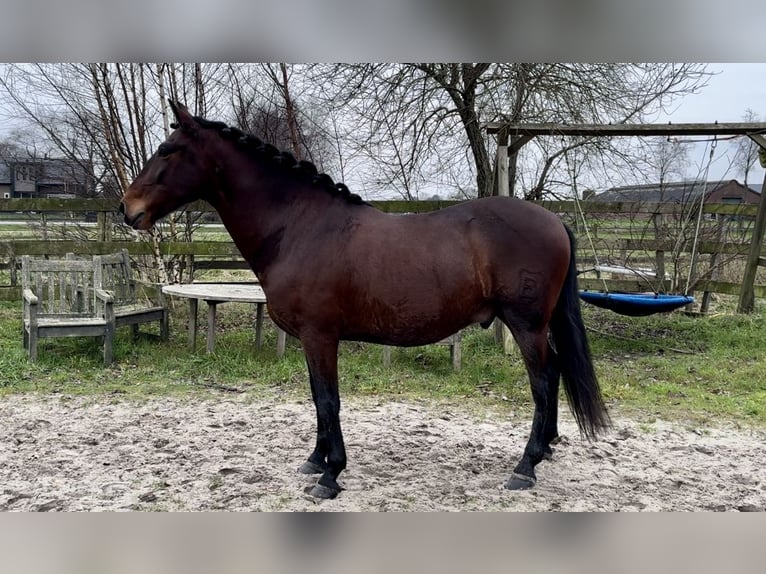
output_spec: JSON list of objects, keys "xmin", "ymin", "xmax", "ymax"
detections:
[{"xmin": 181, "ymin": 116, "xmax": 366, "ymax": 205}]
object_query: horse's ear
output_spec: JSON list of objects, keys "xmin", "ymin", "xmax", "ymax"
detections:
[{"xmin": 168, "ymin": 99, "xmax": 196, "ymax": 133}]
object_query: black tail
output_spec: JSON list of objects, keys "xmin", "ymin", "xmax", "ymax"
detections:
[{"xmin": 550, "ymin": 225, "xmax": 610, "ymax": 440}]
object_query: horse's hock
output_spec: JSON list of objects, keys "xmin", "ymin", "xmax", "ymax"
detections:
[{"xmin": 381, "ymin": 331, "xmax": 462, "ymax": 371}]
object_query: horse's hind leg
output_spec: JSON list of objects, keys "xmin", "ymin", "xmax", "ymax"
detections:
[
  {"xmin": 503, "ymin": 324, "xmax": 556, "ymax": 490},
  {"xmin": 543, "ymin": 344, "xmax": 561, "ymax": 460}
]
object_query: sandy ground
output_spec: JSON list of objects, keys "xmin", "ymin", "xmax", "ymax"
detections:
[{"xmin": 0, "ymin": 393, "xmax": 763, "ymax": 512}]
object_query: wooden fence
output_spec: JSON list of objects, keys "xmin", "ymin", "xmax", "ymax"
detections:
[{"xmin": 1, "ymin": 197, "xmax": 765, "ymax": 306}]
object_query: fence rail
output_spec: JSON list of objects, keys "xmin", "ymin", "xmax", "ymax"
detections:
[{"xmin": 1, "ymin": 198, "xmax": 764, "ymax": 304}]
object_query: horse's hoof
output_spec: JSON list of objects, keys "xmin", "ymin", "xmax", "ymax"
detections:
[
  {"xmin": 305, "ymin": 483, "xmax": 341, "ymax": 499},
  {"xmin": 542, "ymin": 447, "xmax": 555, "ymax": 461},
  {"xmin": 297, "ymin": 461, "xmax": 326, "ymax": 475},
  {"xmin": 505, "ymin": 473, "xmax": 536, "ymax": 491}
]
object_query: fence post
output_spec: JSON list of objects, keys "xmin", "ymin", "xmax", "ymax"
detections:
[
  {"xmin": 96, "ymin": 211, "xmax": 112, "ymax": 242},
  {"xmin": 9, "ymin": 254, "xmax": 17, "ymax": 286},
  {"xmin": 737, "ymin": 169, "xmax": 766, "ymax": 313},
  {"xmin": 701, "ymin": 218, "xmax": 726, "ymax": 313}
]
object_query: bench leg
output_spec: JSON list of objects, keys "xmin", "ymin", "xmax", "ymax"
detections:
[
  {"xmin": 28, "ymin": 329, "xmax": 38, "ymax": 361},
  {"xmin": 130, "ymin": 324, "xmax": 139, "ymax": 341}
]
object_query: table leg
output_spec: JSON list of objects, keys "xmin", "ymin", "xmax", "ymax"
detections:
[
  {"xmin": 276, "ymin": 328, "xmax": 286, "ymax": 358},
  {"xmin": 206, "ymin": 301, "xmax": 218, "ymax": 354},
  {"xmin": 188, "ymin": 298, "xmax": 198, "ymax": 350},
  {"xmin": 255, "ymin": 303, "xmax": 264, "ymax": 351}
]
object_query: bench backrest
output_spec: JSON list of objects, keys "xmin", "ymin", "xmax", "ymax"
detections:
[
  {"xmin": 21, "ymin": 256, "xmax": 99, "ymax": 317},
  {"xmin": 94, "ymin": 249, "xmax": 136, "ymax": 306}
]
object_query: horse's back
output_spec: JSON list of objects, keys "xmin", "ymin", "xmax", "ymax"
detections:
[{"xmin": 429, "ymin": 196, "xmax": 571, "ymax": 278}]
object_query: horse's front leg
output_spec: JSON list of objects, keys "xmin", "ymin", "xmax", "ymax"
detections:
[
  {"xmin": 297, "ymin": 371, "xmax": 330, "ymax": 475},
  {"xmin": 299, "ymin": 335, "xmax": 346, "ymax": 499}
]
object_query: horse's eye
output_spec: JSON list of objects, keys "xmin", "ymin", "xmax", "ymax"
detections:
[{"xmin": 157, "ymin": 144, "xmax": 176, "ymax": 158}]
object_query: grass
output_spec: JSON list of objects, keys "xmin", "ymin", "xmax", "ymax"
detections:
[
  {"xmin": 584, "ymin": 302, "xmax": 766, "ymax": 426},
  {"xmin": 1, "ymin": 295, "xmax": 765, "ymax": 428}
]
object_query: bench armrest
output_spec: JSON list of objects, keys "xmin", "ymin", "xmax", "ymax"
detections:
[
  {"xmin": 23, "ymin": 288, "xmax": 39, "ymax": 306},
  {"xmin": 95, "ymin": 288, "xmax": 115, "ymax": 324},
  {"xmin": 95, "ymin": 288, "xmax": 114, "ymax": 304}
]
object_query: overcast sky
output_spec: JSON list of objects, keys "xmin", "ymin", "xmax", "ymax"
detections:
[
  {"xmin": 1, "ymin": 63, "xmax": 763, "ymax": 193},
  {"xmin": 658, "ymin": 63, "xmax": 766, "ymax": 124},
  {"xmin": 655, "ymin": 63, "xmax": 766, "ymax": 187}
]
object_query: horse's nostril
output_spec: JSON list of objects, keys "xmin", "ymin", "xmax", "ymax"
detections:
[
  {"xmin": 124, "ymin": 211, "xmax": 146, "ymax": 229},
  {"xmin": 118, "ymin": 201, "xmax": 125, "ymax": 214}
]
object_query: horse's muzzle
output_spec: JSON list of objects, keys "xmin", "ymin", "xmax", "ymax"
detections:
[
  {"xmin": 124, "ymin": 211, "xmax": 147, "ymax": 229},
  {"xmin": 119, "ymin": 201, "xmax": 147, "ymax": 229}
]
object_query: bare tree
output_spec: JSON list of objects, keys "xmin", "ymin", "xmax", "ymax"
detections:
[
  {"xmin": 306, "ymin": 64, "xmax": 710, "ymax": 201},
  {"xmin": 731, "ymin": 109, "xmax": 762, "ymax": 188},
  {"xmin": 0, "ymin": 63, "xmax": 233, "ymax": 282},
  {"xmin": 226, "ymin": 63, "xmax": 334, "ymax": 171}
]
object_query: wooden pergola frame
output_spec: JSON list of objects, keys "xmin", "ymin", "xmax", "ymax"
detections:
[{"xmin": 486, "ymin": 121, "xmax": 766, "ymax": 318}]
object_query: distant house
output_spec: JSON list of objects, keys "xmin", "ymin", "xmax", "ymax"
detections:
[
  {"xmin": 0, "ymin": 158, "xmax": 95, "ymax": 200},
  {"xmin": 591, "ymin": 180, "xmax": 761, "ymax": 205}
]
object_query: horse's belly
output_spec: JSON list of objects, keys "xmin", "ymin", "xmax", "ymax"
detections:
[{"xmin": 343, "ymin": 298, "xmax": 493, "ymax": 346}]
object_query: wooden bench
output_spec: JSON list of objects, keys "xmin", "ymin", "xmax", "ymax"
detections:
[
  {"xmin": 382, "ymin": 331, "xmax": 462, "ymax": 371},
  {"xmin": 22, "ymin": 255, "xmax": 115, "ymax": 364},
  {"xmin": 93, "ymin": 250, "xmax": 169, "ymax": 341}
]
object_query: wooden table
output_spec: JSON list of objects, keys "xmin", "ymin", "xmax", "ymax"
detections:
[{"xmin": 161, "ymin": 283, "xmax": 286, "ymax": 356}]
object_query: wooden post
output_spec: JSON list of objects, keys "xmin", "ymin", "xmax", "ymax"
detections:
[
  {"xmin": 493, "ymin": 128, "xmax": 516, "ymax": 355},
  {"xmin": 382, "ymin": 346, "xmax": 391, "ymax": 367},
  {"xmin": 97, "ymin": 211, "xmax": 107, "ymax": 242},
  {"xmin": 188, "ymin": 298, "xmax": 198, "ymax": 350},
  {"xmin": 493, "ymin": 133, "xmax": 507, "ymax": 345},
  {"xmin": 276, "ymin": 328, "xmax": 286, "ymax": 358},
  {"xmin": 206, "ymin": 301, "xmax": 217, "ymax": 353},
  {"xmin": 40, "ymin": 213, "xmax": 48, "ymax": 242},
  {"xmin": 737, "ymin": 140, "xmax": 766, "ymax": 313},
  {"xmin": 9, "ymin": 255, "xmax": 17, "ymax": 286},
  {"xmin": 701, "ymin": 218, "xmax": 726, "ymax": 313},
  {"xmin": 254, "ymin": 302, "xmax": 264, "ymax": 350}
]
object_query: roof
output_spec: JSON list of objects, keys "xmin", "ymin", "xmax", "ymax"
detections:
[
  {"xmin": 0, "ymin": 157, "xmax": 92, "ymax": 186},
  {"xmin": 591, "ymin": 180, "xmax": 751, "ymax": 203}
]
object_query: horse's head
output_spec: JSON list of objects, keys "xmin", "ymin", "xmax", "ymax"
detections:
[{"xmin": 121, "ymin": 100, "xmax": 215, "ymax": 231}]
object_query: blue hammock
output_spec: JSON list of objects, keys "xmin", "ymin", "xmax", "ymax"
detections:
[{"xmin": 578, "ymin": 291, "xmax": 694, "ymax": 317}]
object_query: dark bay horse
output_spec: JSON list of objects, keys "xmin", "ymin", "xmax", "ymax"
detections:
[{"xmin": 121, "ymin": 101, "xmax": 610, "ymax": 499}]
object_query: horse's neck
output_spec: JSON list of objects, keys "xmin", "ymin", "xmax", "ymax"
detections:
[
  {"xmin": 208, "ymin": 174, "xmax": 341, "ymax": 279},
  {"xmin": 210, "ymin": 190, "xmax": 276, "ymax": 262}
]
